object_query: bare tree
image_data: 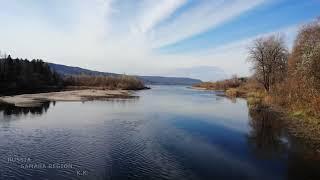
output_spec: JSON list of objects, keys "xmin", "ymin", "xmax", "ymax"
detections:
[{"xmin": 248, "ymin": 35, "xmax": 288, "ymax": 92}]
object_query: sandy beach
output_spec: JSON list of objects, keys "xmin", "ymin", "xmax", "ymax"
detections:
[
  {"xmin": 0, "ymin": 89, "xmax": 135, "ymax": 107},
  {"xmin": 190, "ymin": 86, "xmax": 208, "ymax": 90}
]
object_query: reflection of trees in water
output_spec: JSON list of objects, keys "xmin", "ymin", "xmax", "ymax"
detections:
[
  {"xmin": 81, "ymin": 97, "xmax": 139, "ymax": 107},
  {"xmin": 286, "ymin": 150, "xmax": 320, "ymax": 180},
  {"xmin": 285, "ymin": 128, "xmax": 320, "ymax": 179},
  {"xmin": 104, "ymin": 97, "xmax": 139, "ymax": 104},
  {"xmin": 248, "ymin": 108, "xmax": 320, "ymax": 179},
  {"xmin": 247, "ymin": 108, "xmax": 287, "ymax": 157},
  {"xmin": 0, "ymin": 101, "xmax": 53, "ymax": 116}
]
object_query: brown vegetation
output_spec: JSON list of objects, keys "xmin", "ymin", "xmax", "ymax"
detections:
[
  {"xmin": 266, "ymin": 19, "xmax": 320, "ymax": 142},
  {"xmin": 270, "ymin": 19, "xmax": 320, "ymax": 118},
  {"xmin": 200, "ymin": 19, "xmax": 320, "ymax": 118},
  {"xmin": 195, "ymin": 19, "xmax": 320, "ymax": 142},
  {"xmin": 193, "ymin": 75, "xmax": 247, "ymax": 91},
  {"xmin": 0, "ymin": 54, "xmax": 147, "ymax": 95},
  {"xmin": 63, "ymin": 74, "xmax": 147, "ymax": 90},
  {"xmin": 193, "ymin": 75, "xmax": 264, "ymax": 99},
  {"xmin": 248, "ymin": 35, "xmax": 288, "ymax": 92}
]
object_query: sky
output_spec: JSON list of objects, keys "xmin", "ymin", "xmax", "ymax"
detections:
[{"xmin": 0, "ymin": 0, "xmax": 319, "ymax": 81}]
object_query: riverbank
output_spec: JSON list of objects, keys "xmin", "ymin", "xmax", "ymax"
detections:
[
  {"xmin": 0, "ymin": 89, "xmax": 137, "ymax": 107},
  {"xmin": 239, "ymin": 89, "xmax": 320, "ymax": 146},
  {"xmin": 192, "ymin": 82, "xmax": 320, "ymax": 147}
]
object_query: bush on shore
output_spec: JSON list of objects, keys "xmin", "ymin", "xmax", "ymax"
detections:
[
  {"xmin": 269, "ymin": 19, "xmax": 320, "ymax": 118},
  {"xmin": 63, "ymin": 74, "xmax": 146, "ymax": 90},
  {"xmin": 196, "ymin": 19, "xmax": 320, "ymax": 142},
  {"xmin": 194, "ymin": 75, "xmax": 248, "ymax": 91}
]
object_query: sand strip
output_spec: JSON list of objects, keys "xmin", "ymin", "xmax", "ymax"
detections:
[{"xmin": 0, "ymin": 89, "xmax": 135, "ymax": 107}]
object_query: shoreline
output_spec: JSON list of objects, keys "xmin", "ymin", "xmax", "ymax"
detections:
[
  {"xmin": 0, "ymin": 89, "xmax": 137, "ymax": 107},
  {"xmin": 192, "ymin": 86, "xmax": 320, "ymax": 148},
  {"xmin": 189, "ymin": 86, "xmax": 208, "ymax": 90}
]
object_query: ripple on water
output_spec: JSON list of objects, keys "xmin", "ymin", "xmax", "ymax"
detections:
[{"xmin": 1, "ymin": 86, "xmax": 320, "ymax": 180}]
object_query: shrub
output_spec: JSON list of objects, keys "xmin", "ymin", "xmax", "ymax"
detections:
[
  {"xmin": 225, "ymin": 88, "xmax": 239, "ymax": 97},
  {"xmin": 194, "ymin": 76, "xmax": 247, "ymax": 90},
  {"xmin": 63, "ymin": 74, "xmax": 146, "ymax": 90},
  {"xmin": 276, "ymin": 19, "xmax": 320, "ymax": 118}
]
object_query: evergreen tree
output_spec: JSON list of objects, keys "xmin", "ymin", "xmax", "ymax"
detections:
[{"xmin": 0, "ymin": 55, "xmax": 63, "ymax": 95}]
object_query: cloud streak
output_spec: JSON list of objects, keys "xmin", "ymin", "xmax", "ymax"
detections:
[
  {"xmin": 150, "ymin": 0, "xmax": 266, "ymax": 47},
  {"xmin": 0, "ymin": 0, "xmax": 313, "ymax": 80},
  {"xmin": 138, "ymin": 0, "xmax": 187, "ymax": 33}
]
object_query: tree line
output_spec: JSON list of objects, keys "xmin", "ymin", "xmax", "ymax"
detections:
[
  {"xmin": 0, "ymin": 54, "xmax": 147, "ymax": 95},
  {"xmin": 63, "ymin": 74, "xmax": 146, "ymax": 90},
  {"xmin": 248, "ymin": 19, "xmax": 320, "ymax": 117},
  {"xmin": 0, "ymin": 55, "xmax": 62, "ymax": 95}
]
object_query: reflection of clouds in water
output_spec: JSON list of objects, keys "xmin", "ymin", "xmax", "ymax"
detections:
[
  {"xmin": 151, "ymin": 118, "xmax": 272, "ymax": 179},
  {"xmin": 137, "ymin": 87, "xmax": 250, "ymax": 133},
  {"xmin": 0, "ymin": 98, "xmax": 141, "ymax": 129},
  {"xmin": 103, "ymin": 113, "xmax": 255, "ymax": 179},
  {"xmin": 0, "ymin": 86, "xmax": 319, "ymax": 179},
  {"xmin": 140, "ymin": 86, "xmax": 247, "ymax": 119}
]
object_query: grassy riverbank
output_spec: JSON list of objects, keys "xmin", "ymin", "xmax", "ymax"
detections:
[{"xmin": 194, "ymin": 78, "xmax": 320, "ymax": 145}]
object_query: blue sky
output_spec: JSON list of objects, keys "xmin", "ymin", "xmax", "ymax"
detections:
[
  {"xmin": 158, "ymin": 0, "xmax": 320, "ymax": 54},
  {"xmin": 0, "ymin": 0, "xmax": 319, "ymax": 81}
]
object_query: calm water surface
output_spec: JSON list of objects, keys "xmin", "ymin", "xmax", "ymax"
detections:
[{"xmin": 0, "ymin": 86, "xmax": 319, "ymax": 180}]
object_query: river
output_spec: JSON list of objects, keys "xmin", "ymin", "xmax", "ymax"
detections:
[{"xmin": 0, "ymin": 86, "xmax": 319, "ymax": 180}]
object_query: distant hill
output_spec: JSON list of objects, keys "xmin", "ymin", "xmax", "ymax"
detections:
[
  {"xmin": 138, "ymin": 76, "xmax": 201, "ymax": 85},
  {"xmin": 48, "ymin": 63, "xmax": 202, "ymax": 85},
  {"xmin": 48, "ymin": 63, "xmax": 117, "ymax": 76}
]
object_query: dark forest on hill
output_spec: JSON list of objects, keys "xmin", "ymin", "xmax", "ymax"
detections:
[
  {"xmin": 0, "ymin": 55, "xmax": 63, "ymax": 95},
  {"xmin": 0, "ymin": 55, "xmax": 147, "ymax": 95}
]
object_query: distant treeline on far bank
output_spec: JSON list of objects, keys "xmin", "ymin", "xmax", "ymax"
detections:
[{"xmin": 0, "ymin": 55, "xmax": 146, "ymax": 95}]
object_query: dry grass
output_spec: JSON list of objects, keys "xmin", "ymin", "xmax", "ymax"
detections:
[
  {"xmin": 270, "ymin": 78, "xmax": 320, "ymax": 120},
  {"xmin": 193, "ymin": 76, "xmax": 247, "ymax": 91},
  {"xmin": 194, "ymin": 77, "xmax": 264, "ymax": 99},
  {"xmin": 225, "ymin": 88, "xmax": 239, "ymax": 97},
  {"xmin": 246, "ymin": 91, "xmax": 267, "ymax": 109},
  {"xmin": 63, "ymin": 75, "xmax": 146, "ymax": 90}
]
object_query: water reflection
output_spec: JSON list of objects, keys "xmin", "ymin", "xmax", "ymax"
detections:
[
  {"xmin": 0, "ymin": 101, "xmax": 53, "ymax": 116},
  {"xmin": 99, "ymin": 96, "xmax": 139, "ymax": 104},
  {"xmin": 287, "ymin": 150, "xmax": 320, "ymax": 180},
  {"xmin": 247, "ymin": 108, "xmax": 288, "ymax": 157},
  {"xmin": 0, "ymin": 86, "xmax": 319, "ymax": 180},
  {"xmin": 82, "ymin": 95, "xmax": 139, "ymax": 102},
  {"xmin": 0, "ymin": 97, "xmax": 139, "ymax": 118},
  {"xmin": 247, "ymin": 106, "xmax": 320, "ymax": 179}
]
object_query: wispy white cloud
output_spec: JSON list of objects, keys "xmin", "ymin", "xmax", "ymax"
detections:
[
  {"xmin": 0, "ymin": 0, "xmax": 304, "ymax": 80},
  {"xmin": 150, "ymin": 0, "xmax": 266, "ymax": 47},
  {"xmin": 137, "ymin": 0, "xmax": 187, "ymax": 33},
  {"xmin": 166, "ymin": 25, "xmax": 300, "ymax": 77}
]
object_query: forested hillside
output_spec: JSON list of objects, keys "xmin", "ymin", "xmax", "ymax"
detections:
[
  {"xmin": 0, "ymin": 55, "xmax": 62, "ymax": 95},
  {"xmin": 49, "ymin": 63, "xmax": 202, "ymax": 85}
]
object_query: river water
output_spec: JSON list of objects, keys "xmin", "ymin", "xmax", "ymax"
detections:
[{"xmin": 0, "ymin": 86, "xmax": 319, "ymax": 180}]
